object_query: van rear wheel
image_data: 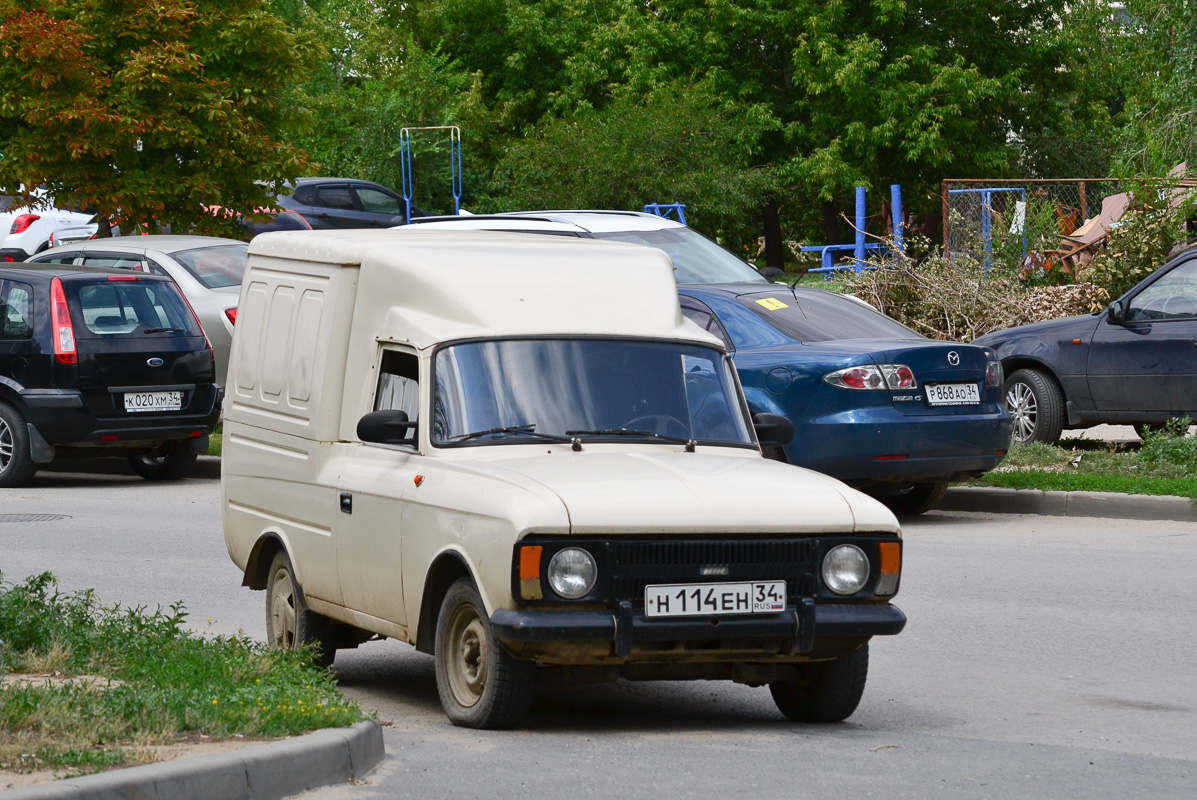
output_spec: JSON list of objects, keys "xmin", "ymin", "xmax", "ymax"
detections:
[
  {"xmin": 265, "ymin": 551, "xmax": 336, "ymax": 668},
  {"xmin": 127, "ymin": 441, "xmax": 197, "ymax": 480},
  {"xmin": 770, "ymin": 645, "xmax": 869, "ymax": 723},
  {"xmin": 434, "ymin": 577, "xmax": 534, "ymax": 729}
]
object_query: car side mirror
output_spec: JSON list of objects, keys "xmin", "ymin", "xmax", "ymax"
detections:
[
  {"xmin": 357, "ymin": 409, "xmax": 418, "ymax": 444},
  {"xmin": 757, "ymin": 267, "xmax": 786, "ymax": 280},
  {"xmin": 389, "ymin": 214, "xmax": 407, "ymax": 227},
  {"xmin": 1107, "ymin": 300, "xmax": 1125, "ymax": 324},
  {"xmin": 752, "ymin": 412, "xmax": 795, "ymax": 448}
]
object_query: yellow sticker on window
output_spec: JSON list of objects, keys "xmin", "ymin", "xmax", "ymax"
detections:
[{"xmin": 755, "ymin": 297, "xmax": 789, "ymax": 310}]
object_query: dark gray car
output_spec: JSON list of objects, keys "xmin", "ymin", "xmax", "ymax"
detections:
[
  {"xmin": 975, "ymin": 247, "xmax": 1197, "ymax": 443},
  {"xmin": 276, "ymin": 178, "xmax": 425, "ymax": 229}
]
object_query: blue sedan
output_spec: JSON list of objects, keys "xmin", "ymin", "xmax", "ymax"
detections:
[
  {"xmin": 679, "ymin": 284, "xmax": 1012, "ymax": 513},
  {"xmin": 406, "ymin": 210, "xmax": 1012, "ymax": 513}
]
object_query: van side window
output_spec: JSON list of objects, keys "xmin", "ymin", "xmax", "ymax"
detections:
[{"xmin": 375, "ymin": 350, "xmax": 419, "ymax": 443}]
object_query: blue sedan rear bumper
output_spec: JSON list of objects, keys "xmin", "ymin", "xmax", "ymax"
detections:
[{"xmin": 783, "ymin": 406, "xmax": 1012, "ymax": 484}]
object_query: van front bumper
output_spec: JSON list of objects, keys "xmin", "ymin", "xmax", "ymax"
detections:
[{"xmin": 491, "ymin": 601, "xmax": 905, "ymax": 658}]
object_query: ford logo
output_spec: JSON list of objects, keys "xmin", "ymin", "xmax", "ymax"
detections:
[
  {"xmin": 147, "ymin": 357, "xmax": 164, "ymax": 368},
  {"xmin": 947, "ymin": 351, "xmax": 960, "ymax": 366}
]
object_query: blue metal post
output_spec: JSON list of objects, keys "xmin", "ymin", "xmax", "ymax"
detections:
[
  {"xmin": 890, "ymin": 184, "xmax": 904, "ymax": 259},
  {"xmin": 854, "ymin": 186, "xmax": 866, "ymax": 271},
  {"xmin": 400, "ymin": 129, "xmax": 413, "ymax": 224},
  {"xmin": 1020, "ymin": 188, "xmax": 1027, "ymax": 265},
  {"xmin": 451, "ymin": 127, "xmax": 463, "ymax": 214},
  {"xmin": 982, "ymin": 189, "xmax": 992, "ymax": 273}
]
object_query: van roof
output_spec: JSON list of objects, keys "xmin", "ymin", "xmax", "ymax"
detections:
[{"xmin": 246, "ymin": 229, "xmax": 718, "ymax": 349}]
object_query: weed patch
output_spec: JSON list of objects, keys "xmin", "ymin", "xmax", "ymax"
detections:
[{"xmin": 0, "ymin": 573, "xmax": 365, "ymax": 777}]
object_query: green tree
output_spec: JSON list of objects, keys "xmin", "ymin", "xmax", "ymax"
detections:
[
  {"xmin": 399, "ymin": 1, "xmax": 1068, "ymax": 264},
  {"xmin": 0, "ymin": 0, "xmax": 320, "ymax": 237}
]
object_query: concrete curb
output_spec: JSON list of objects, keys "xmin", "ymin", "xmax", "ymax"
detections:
[
  {"xmin": 941, "ymin": 486, "xmax": 1197, "ymax": 521},
  {"xmin": 2, "ymin": 720, "xmax": 383, "ymax": 800}
]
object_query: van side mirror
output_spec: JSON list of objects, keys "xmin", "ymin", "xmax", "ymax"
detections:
[
  {"xmin": 1107, "ymin": 300, "xmax": 1125, "ymax": 324},
  {"xmin": 752, "ymin": 412, "xmax": 795, "ymax": 447},
  {"xmin": 358, "ymin": 409, "xmax": 418, "ymax": 444}
]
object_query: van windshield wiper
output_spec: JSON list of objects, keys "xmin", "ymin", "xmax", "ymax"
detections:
[
  {"xmin": 451, "ymin": 423, "xmax": 575, "ymax": 444},
  {"xmin": 143, "ymin": 327, "xmax": 185, "ymax": 334},
  {"xmin": 566, "ymin": 428, "xmax": 697, "ymax": 452}
]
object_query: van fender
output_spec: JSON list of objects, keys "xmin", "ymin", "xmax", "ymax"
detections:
[
  {"xmin": 413, "ymin": 546, "xmax": 487, "ymax": 655},
  {"xmin": 241, "ymin": 530, "xmax": 294, "ymax": 590}
]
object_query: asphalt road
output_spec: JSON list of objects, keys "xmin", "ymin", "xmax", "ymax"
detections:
[{"xmin": 2, "ymin": 460, "xmax": 1194, "ymax": 799}]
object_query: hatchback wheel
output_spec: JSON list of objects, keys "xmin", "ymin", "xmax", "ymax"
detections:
[
  {"xmin": 1003, "ymin": 368, "xmax": 1064, "ymax": 445},
  {"xmin": 127, "ymin": 441, "xmax": 198, "ymax": 480},
  {"xmin": 0, "ymin": 403, "xmax": 37, "ymax": 488}
]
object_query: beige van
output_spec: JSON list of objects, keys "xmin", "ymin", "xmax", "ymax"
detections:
[{"xmin": 222, "ymin": 229, "xmax": 905, "ymax": 729}]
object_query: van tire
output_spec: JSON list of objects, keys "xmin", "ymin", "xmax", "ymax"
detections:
[
  {"xmin": 0, "ymin": 403, "xmax": 37, "ymax": 487},
  {"xmin": 265, "ymin": 550, "xmax": 336, "ymax": 668},
  {"xmin": 127, "ymin": 441, "xmax": 198, "ymax": 480},
  {"xmin": 770, "ymin": 645, "xmax": 869, "ymax": 723},
  {"xmin": 434, "ymin": 577, "xmax": 534, "ymax": 729}
]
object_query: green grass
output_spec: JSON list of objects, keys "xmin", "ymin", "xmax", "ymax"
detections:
[
  {"xmin": 206, "ymin": 423, "xmax": 222, "ymax": 457},
  {"xmin": 0, "ymin": 573, "xmax": 366, "ymax": 778},
  {"xmin": 970, "ymin": 420, "xmax": 1197, "ymax": 499}
]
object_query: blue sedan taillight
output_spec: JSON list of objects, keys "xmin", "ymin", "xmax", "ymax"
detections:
[
  {"xmin": 824, "ymin": 364, "xmax": 917, "ymax": 390},
  {"xmin": 985, "ymin": 361, "xmax": 1003, "ymax": 387}
]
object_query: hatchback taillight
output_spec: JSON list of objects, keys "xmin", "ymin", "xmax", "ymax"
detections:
[
  {"xmin": 10, "ymin": 214, "xmax": 40, "ymax": 235},
  {"xmin": 50, "ymin": 277, "xmax": 77, "ymax": 364},
  {"xmin": 225, "ymin": 307, "xmax": 236, "ymax": 326}
]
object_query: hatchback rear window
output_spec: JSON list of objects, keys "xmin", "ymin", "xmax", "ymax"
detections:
[
  {"xmin": 737, "ymin": 290, "xmax": 924, "ymax": 342},
  {"xmin": 171, "ymin": 244, "xmax": 248, "ymax": 289},
  {"xmin": 71, "ymin": 279, "xmax": 202, "ymax": 337}
]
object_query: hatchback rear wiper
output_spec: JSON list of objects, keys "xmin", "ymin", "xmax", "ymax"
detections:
[
  {"xmin": 566, "ymin": 428, "xmax": 697, "ymax": 452},
  {"xmin": 143, "ymin": 327, "xmax": 185, "ymax": 334},
  {"xmin": 452, "ymin": 423, "xmax": 577, "ymax": 446}
]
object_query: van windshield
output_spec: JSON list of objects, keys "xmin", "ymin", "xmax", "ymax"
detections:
[{"xmin": 432, "ymin": 339, "xmax": 754, "ymax": 447}]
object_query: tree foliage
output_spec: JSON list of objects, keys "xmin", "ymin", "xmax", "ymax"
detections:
[{"xmin": 0, "ymin": 0, "xmax": 320, "ymax": 236}]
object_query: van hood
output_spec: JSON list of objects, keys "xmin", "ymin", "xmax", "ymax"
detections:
[{"xmin": 473, "ymin": 450, "xmax": 898, "ymax": 535}]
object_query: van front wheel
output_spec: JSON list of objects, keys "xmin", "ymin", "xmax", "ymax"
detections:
[
  {"xmin": 265, "ymin": 551, "xmax": 336, "ymax": 668},
  {"xmin": 770, "ymin": 645, "xmax": 869, "ymax": 723},
  {"xmin": 434, "ymin": 577, "xmax": 533, "ymax": 729}
]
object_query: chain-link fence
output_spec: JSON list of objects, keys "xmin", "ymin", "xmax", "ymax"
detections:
[{"xmin": 942, "ymin": 179, "xmax": 1123, "ymax": 271}]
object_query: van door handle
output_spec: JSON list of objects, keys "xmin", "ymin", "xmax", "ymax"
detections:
[{"xmin": 339, "ymin": 492, "xmax": 352, "ymax": 514}]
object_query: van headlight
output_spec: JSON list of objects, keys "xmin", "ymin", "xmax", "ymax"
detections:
[
  {"xmin": 547, "ymin": 548, "xmax": 597, "ymax": 599},
  {"xmin": 822, "ymin": 545, "xmax": 869, "ymax": 595}
]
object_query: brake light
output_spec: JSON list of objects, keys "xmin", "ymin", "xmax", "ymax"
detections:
[
  {"xmin": 985, "ymin": 361, "xmax": 1003, "ymax": 388},
  {"xmin": 824, "ymin": 364, "xmax": 918, "ymax": 390},
  {"xmin": 107, "ymin": 275, "xmax": 140, "ymax": 281},
  {"xmin": 10, "ymin": 214, "xmax": 40, "ymax": 235},
  {"xmin": 48, "ymin": 232, "xmax": 55, "ymax": 247},
  {"xmin": 50, "ymin": 277, "xmax": 77, "ymax": 364},
  {"xmin": 225, "ymin": 307, "xmax": 236, "ymax": 325}
]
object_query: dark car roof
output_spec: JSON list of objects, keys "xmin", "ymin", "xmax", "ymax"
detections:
[{"xmin": 292, "ymin": 177, "xmax": 396, "ymax": 189}]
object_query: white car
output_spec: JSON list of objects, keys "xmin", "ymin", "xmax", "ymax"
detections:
[
  {"xmin": 26, "ymin": 235, "xmax": 247, "ymax": 386},
  {"xmin": 223, "ymin": 228, "xmax": 906, "ymax": 729},
  {"xmin": 0, "ymin": 191, "xmax": 93, "ymax": 262}
]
